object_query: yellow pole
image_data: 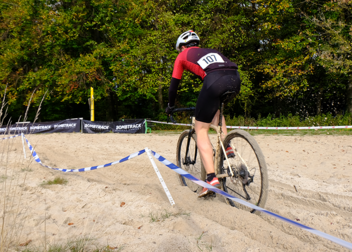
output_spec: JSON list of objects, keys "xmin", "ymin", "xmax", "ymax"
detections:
[{"xmin": 90, "ymin": 87, "xmax": 94, "ymax": 121}]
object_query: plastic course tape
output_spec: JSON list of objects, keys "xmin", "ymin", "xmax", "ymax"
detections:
[
  {"xmin": 21, "ymin": 135, "xmax": 352, "ymax": 250},
  {"xmin": 149, "ymin": 151, "xmax": 352, "ymax": 250},
  {"xmin": 147, "ymin": 120, "xmax": 352, "ymax": 130},
  {"xmin": 21, "ymin": 133, "xmax": 26, "ymax": 159},
  {"xmin": 23, "ymin": 135, "xmax": 145, "ymax": 172},
  {"xmin": 0, "ymin": 134, "xmax": 21, "ymax": 140},
  {"xmin": 145, "ymin": 147, "xmax": 175, "ymax": 206}
]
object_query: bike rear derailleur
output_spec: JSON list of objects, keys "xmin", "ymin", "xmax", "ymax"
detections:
[{"xmin": 227, "ymin": 164, "xmax": 254, "ymax": 186}]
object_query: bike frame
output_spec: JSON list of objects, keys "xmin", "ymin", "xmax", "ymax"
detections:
[
  {"xmin": 182, "ymin": 103, "xmax": 234, "ymax": 178},
  {"xmin": 174, "ymin": 100, "xmax": 268, "ymax": 211}
]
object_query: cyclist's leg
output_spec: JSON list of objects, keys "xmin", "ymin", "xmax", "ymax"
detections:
[
  {"xmin": 194, "ymin": 70, "xmax": 240, "ymax": 195},
  {"xmin": 195, "ymin": 119, "xmax": 221, "ymax": 197},
  {"xmin": 208, "ymin": 71, "xmax": 240, "ymax": 142},
  {"xmin": 194, "ymin": 120, "xmax": 214, "ymax": 174},
  {"xmin": 194, "ymin": 71, "xmax": 236, "ymax": 175},
  {"xmin": 210, "ymin": 110, "xmax": 228, "ymax": 141}
]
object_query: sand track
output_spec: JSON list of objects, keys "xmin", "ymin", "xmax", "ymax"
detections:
[{"xmin": 1, "ymin": 133, "xmax": 351, "ymax": 251}]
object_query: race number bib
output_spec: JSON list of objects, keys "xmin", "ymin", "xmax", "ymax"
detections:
[{"xmin": 197, "ymin": 53, "xmax": 225, "ymax": 69}]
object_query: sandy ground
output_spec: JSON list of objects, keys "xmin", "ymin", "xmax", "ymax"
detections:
[{"xmin": 1, "ymin": 132, "xmax": 352, "ymax": 251}]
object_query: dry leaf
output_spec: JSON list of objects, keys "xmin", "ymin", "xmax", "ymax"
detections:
[
  {"xmin": 20, "ymin": 240, "xmax": 32, "ymax": 246},
  {"xmin": 68, "ymin": 223, "xmax": 74, "ymax": 226},
  {"xmin": 138, "ymin": 225, "xmax": 143, "ymax": 229},
  {"xmin": 108, "ymin": 246, "xmax": 118, "ymax": 249},
  {"xmin": 120, "ymin": 202, "xmax": 125, "ymax": 207}
]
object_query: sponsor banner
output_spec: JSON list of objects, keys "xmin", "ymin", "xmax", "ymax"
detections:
[
  {"xmin": 28, "ymin": 119, "xmax": 80, "ymax": 134},
  {"xmin": 111, "ymin": 119, "xmax": 145, "ymax": 134},
  {"xmin": 0, "ymin": 124, "xmax": 29, "ymax": 135},
  {"xmin": 82, "ymin": 120, "xmax": 111, "ymax": 133},
  {"xmin": 82, "ymin": 119, "xmax": 146, "ymax": 134},
  {"xmin": 0, "ymin": 119, "xmax": 80, "ymax": 134}
]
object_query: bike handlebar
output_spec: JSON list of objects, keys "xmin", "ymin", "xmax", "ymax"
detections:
[{"xmin": 168, "ymin": 107, "xmax": 195, "ymax": 123}]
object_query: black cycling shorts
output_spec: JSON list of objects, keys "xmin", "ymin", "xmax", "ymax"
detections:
[{"xmin": 195, "ymin": 70, "xmax": 241, "ymax": 123}]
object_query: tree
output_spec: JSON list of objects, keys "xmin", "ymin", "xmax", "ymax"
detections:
[{"xmin": 304, "ymin": 1, "xmax": 352, "ymax": 113}]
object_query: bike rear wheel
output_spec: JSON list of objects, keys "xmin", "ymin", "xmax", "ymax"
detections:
[
  {"xmin": 219, "ymin": 129, "xmax": 268, "ymax": 213},
  {"xmin": 176, "ymin": 130, "xmax": 205, "ymax": 193}
]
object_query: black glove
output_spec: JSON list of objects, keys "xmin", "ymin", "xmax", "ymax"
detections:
[{"xmin": 165, "ymin": 103, "xmax": 175, "ymax": 115}]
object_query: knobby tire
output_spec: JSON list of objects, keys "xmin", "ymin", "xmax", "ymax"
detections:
[
  {"xmin": 176, "ymin": 130, "xmax": 205, "ymax": 193},
  {"xmin": 219, "ymin": 129, "xmax": 268, "ymax": 214}
]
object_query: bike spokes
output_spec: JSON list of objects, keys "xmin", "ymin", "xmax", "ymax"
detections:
[{"xmin": 220, "ymin": 130, "xmax": 268, "ymax": 213}]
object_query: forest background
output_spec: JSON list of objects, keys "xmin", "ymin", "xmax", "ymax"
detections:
[{"xmin": 0, "ymin": 0, "xmax": 351, "ymax": 124}]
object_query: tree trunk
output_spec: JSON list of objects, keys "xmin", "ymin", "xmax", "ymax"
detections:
[
  {"xmin": 347, "ymin": 77, "xmax": 352, "ymax": 114},
  {"xmin": 316, "ymin": 88, "xmax": 323, "ymax": 115},
  {"xmin": 106, "ymin": 90, "xmax": 113, "ymax": 121},
  {"xmin": 158, "ymin": 84, "xmax": 163, "ymax": 110},
  {"xmin": 110, "ymin": 90, "xmax": 118, "ymax": 121}
]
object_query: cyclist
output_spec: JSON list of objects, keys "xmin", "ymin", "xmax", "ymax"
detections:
[{"xmin": 165, "ymin": 30, "xmax": 241, "ymax": 197}]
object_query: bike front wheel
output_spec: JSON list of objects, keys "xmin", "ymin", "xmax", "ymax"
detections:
[
  {"xmin": 219, "ymin": 129, "xmax": 268, "ymax": 213},
  {"xmin": 176, "ymin": 130, "xmax": 205, "ymax": 193}
]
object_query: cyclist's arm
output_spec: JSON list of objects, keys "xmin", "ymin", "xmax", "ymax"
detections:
[
  {"xmin": 168, "ymin": 77, "xmax": 180, "ymax": 107},
  {"xmin": 168, "ymin": 54, "xmax": 184, "ymax": 107}
]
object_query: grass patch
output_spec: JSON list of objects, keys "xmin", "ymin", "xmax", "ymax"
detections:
[
  {"xmin": 149, "ymin": 210, "xmax": 190, "ymax": 223},
  {"xmin": 0, "ymin": 174, "xmax": 8, "ymax": 182},
  {"xmin": 247, "ymin": 128, "xmax": 352, "ymax": 136},
  {"xmin": 150, "ymin": 112, "xmax": 352, "ymax": 136},
  {"xmin": 196, "ymin": 231, "xmax": 213, "ymax": 252},
  {"xmin": 21, "ymin": 237, "xmax": 124, "ymax": 252},
  {"xmin": 21, "ymin": 168, "xmax": 33, "ymax": 172},
  {"xmin": 41, "ymin": 177, "xmax": 68, "ymax": 186}
]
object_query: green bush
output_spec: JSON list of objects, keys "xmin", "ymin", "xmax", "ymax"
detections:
[{"xmin": 152, "ymin": 113, "xmax": 352, "ymax": 131}]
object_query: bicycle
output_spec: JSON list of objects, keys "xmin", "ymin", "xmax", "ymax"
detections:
[{"xmin": 170, "ymin": 91, "xmax": 268, "ymax": 213}]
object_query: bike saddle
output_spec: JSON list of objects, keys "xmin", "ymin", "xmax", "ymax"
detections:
[{"xmin": 220, "ymin": 90, "xmax": 237, "ymax": 104}]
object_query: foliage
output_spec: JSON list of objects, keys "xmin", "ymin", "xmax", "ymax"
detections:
[
  {"xmin": 152, "ymin": 113, "xmax": 352, "ymax": 131},
  {"xmin": 0, "ymin": 0, "xmax": 351, "ymax": 121}
]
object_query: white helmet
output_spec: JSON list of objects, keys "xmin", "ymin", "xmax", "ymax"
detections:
[{"xmin": 175, "ymin": 30, "xmax": 200, "ymax": 52}]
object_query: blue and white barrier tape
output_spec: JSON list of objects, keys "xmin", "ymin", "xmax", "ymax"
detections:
[
  {"xmin": 0, "ymin": 134, "xmax": 21, "ymax": 140},
  {"xmin": 20, "ymin": 135, "xmax": 352, "ymax": 249},
  {"xmin": 150, "ymin": 151, "xmax": 352, "ymax": 250},
  {"xmin": 147, "ymin": 120, "xmax": 352, "ymax": 130},
  {"xmin": 23, "ymin": 136, "xmax": 145, "ymax": 172}
]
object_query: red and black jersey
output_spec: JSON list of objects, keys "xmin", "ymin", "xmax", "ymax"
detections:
[{"xmin": 172, "ymin": 46, "xmax": 238, "ymax": 80}]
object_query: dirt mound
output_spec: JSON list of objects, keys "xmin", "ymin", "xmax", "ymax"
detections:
[{"xmin": 1, "ymin": 133, "xmax": 351, "ymax": 251}]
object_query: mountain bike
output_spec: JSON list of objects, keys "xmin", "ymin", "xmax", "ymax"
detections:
[{"xmin": 170, "ymin": 91, "xmax": 268, "ymax": 213}]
